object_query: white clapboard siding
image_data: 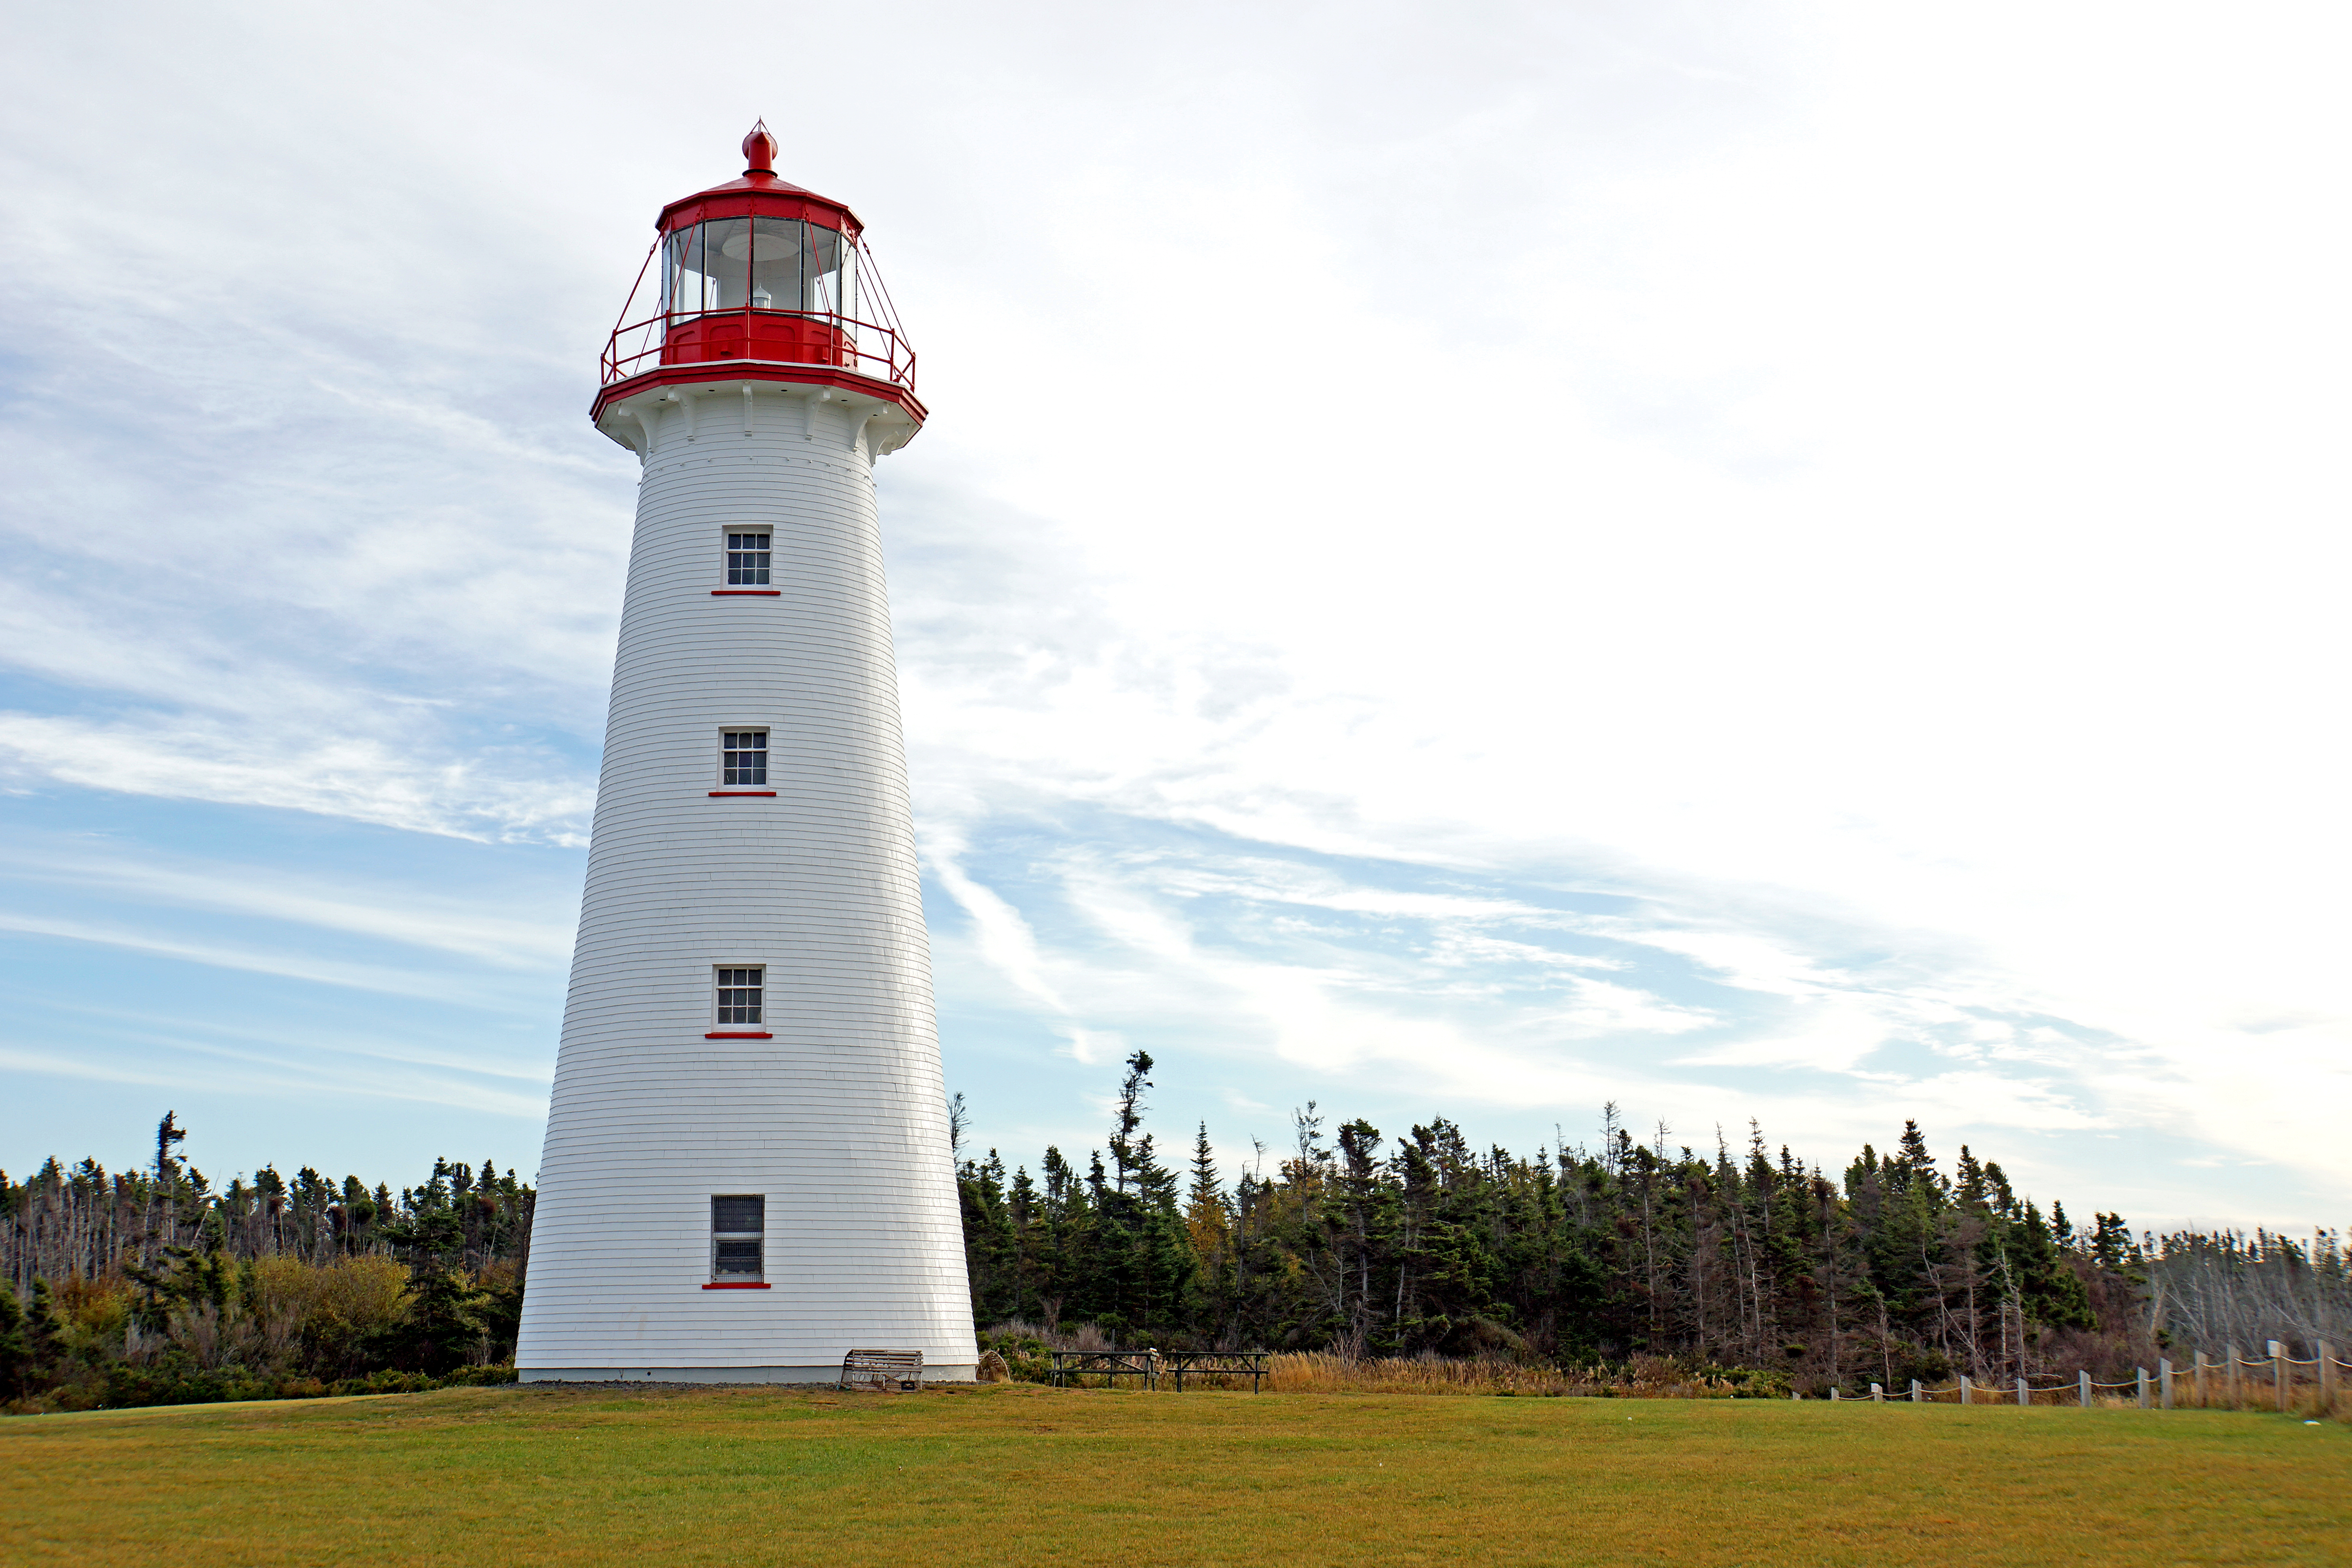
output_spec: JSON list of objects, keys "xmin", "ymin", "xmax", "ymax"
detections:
[{"xmin": 516, "ymin": 383, "xmax": 976, "ymax": 1381}]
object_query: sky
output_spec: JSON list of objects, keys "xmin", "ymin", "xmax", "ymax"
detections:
[{"xmin": 2, "ymin": 2, "xmax": 2347, "ymax": 1231}]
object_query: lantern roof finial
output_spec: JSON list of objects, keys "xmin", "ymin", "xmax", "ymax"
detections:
[
  {"xmin": 742, "ymin": 120, "xmax": 777, "ymax": 176},
  {"xmin": 645, "ymin": 120, "xmax": 862, "ymax": 243}
]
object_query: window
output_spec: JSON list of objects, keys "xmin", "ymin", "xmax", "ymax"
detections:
[
  {"xmin": 712, "ymin": 1194, "xmax": 764, "ymax": 1281},
  {"xmin": 722, "ymin": 730, "xmax": 767, "ymax": 786},
  {"xmin": 662, "ymin": 218, "xmax": 857, "ymax": 319},
  {"xmin": 726, "ymin": 532, "xmax": 771, "ymax": 586},
  {"xmin": 717, "ymin": 967, "xmax": 763, "ymax": 1024}
]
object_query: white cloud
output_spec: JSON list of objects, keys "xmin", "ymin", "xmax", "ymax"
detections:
[
  {"xmin": 2, "ymin": 0, "xmax": 2347, "ymax": 1220},
  {"xmin": 0, "ymin": 842, "xmax": 573, "ymax": 968},
  {"xmin": 925, "ymin": 842, "xmax": 1071, "ymax": 1015},
  {"xmin": 0, "ymin": 909, "xmax": 523, "ymax": 1006},
  {"xmin": 0, "ymin": 1041, "xmax": 546, "ymax": 1121},
  {"xmin": 1672, "ymin": 997, "xmax": 1895, "ymax": 1073},
  {"xmin": 1534, "ymin": 978, "xmax": 1717, "ymax": 1040}
]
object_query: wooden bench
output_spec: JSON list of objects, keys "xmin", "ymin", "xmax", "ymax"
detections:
[{"xmin": 840, "ymin": 1348, "xmax": 924, "ymax": 1391}]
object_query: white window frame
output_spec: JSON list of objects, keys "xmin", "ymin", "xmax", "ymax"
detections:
[
  {"xmin": 724, "ymin": 528, "xmax": 773, "ymax": 587},
  {"xmin": 719, "ymin": 728, "xmax": 769, "ymax": 788},
  {"xmin": 711, "ymin": 1193, "xmax": 765, "ymax": 1282},
  {"xmin": 714, "ymin": 964, "xmax": 765, "ymax": 1027}
]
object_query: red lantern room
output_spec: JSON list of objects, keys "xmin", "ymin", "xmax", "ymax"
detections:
[{"xmin": 592, "ymin": 122, "xmax": 924, "ymax": 432}]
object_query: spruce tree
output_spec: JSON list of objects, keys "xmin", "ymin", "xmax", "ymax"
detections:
[{"xmin": 0, "ymin": 1283, "xmax": 29, "ymax": 1398}]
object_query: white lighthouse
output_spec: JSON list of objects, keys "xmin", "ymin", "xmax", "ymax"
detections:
[{"xmin": 516, "ymin": 125, "xmax": 975, "ymax": 1383}]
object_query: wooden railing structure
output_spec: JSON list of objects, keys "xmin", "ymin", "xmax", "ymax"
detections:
[
  {"xmin": 1038, "ymin": 1343, "xmax": 2345, "ymax": 1409},
  {"xmin": 1164, "ymin": 1352, "xmax": 1271, "ymax": 1392},
  {"xmin": 1047, "ymin": 1349, "xmax": 1271, "ymax": 1392},
  {"xmin": 1827, "ymin": 1341, "xmax": 2349, "ymax": 1412},
  {"xmin": 1048, "ymin": 1350, "xmax": 1159, "ymax": 1390}
]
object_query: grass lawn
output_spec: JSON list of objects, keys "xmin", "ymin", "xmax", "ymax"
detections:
[{"xmin": 5, "ymin": 1384, "xmax": 2347, "ymax": 1566}]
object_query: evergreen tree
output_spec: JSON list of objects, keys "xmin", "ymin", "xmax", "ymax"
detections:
[
  {"xmin": 377, "ymin": 1206, "xmax": 485, "ymax": 1373},
  {"xmin": 0, "ymin": 1283, "xmax": 30, "ymax": 1398}
]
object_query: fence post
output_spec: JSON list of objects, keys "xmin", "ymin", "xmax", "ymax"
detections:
[
  {"xmin": 1871, "ymin": 1383, "xmax": 1883, "ymax": 1402},
  {"xmin": 2136, "ymin": 1368, "xmax": 2149, "ymax": 1409},
  {"xmin": 2160, "ymin": 1358, "xmax": 2173, "ymax": 1410},
  {"xmin": 2271, "ymin": 1342, "xmax": 2287, "ymax": 1413},
  {"xmin": 1960, "ymin": 1375, "xmax": 1971, "ymax": 1405},
  {"xmin": 2193, "ymin": 1351, "xmax": 2207, "ymax": 1407},
  {"xmin": 2079, "ymin": 1370, "xmax": 2091, "ymax": 1408},
  {"xmin": 2322, "ymin": 1342, "xmax": 2336, "ymax": 1410},
  {"xmin": 1829, "ymin": 1387, "xmax": 1840, "ymax": 1402},
  {"xmin": 1910, "ymin": 1379, "xmax": 1921, "ymax": 1403},
  {"xmin": 2227, "ymin": 1345, "xmax": 2240, "ymax": 1409},
  {"xmin": 2017, "ymin": 1377, "xmax": 2029, "ymax": 1407}
]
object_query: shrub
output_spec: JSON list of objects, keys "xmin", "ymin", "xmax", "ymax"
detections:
[
  {"xmin": 978, "ymin": 1325, "xmax": 1054, "ymax": 1384},
  {"xmin": 439, "ymin": 1365, "xmax": 520, "ymax": 1387}
]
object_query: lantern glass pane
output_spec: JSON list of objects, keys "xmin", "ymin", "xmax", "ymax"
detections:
[{"xmin": 663, "ymin": 219, "xmax": 854, "ymax": 322}]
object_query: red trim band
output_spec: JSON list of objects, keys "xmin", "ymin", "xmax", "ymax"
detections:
[
  {"xmin": 711, "ymin": 590, "xmax": 781, "ymax": 596},
  {"xmin": 709, "ymin": 790, "xmax": 776, "ymax": 797},
  {"xmin": 701, "ymin": 1281, "xmax": 772, "ymax": 1290},
  {"xmin": 706, "ymin": 1031, "xmax": 773, "ymax": 1040},
  {"xmin": 593, "ymin": 361, "xmax": 926, "ymax": 428}
]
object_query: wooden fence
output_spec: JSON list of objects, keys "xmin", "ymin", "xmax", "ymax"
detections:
[
  {"xmin": 1048, "ymin": 1350, "xmax": 1270, "ymax": 1392},
  {"xmin": 1827, "ymin": 1341, "xmax": 2349, "ymax": 1414},
  {"xmin": 1048, "ymin": 1350, "xmax": 1160, "ymax": 1390}
]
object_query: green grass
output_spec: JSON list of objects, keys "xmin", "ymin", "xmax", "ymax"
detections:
[{"xmin": 5, "ymin": 1385, "xmax": 2347, "ymax": 1566}]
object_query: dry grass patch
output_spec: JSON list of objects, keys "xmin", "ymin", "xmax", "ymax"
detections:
[
  {"xmin": 4, "ymin": 1383, "xmax": 2348, "ymax": 1566},
  {"xmin": 1265, "ymin": 1350, "xmax": 1760, "ymax": 1397}
]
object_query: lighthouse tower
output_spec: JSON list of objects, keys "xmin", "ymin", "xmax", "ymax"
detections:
[{"xmin": 517, "ymin": 126, "xmax": 975, "ymax": 1383}]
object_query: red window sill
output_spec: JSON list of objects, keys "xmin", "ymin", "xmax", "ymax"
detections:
[
  {"xmin": 702, "ymin": 1281, "xmax": 771, "ymax": 1290},
  {"xmin": 707, "ymin": 1030, "xmax": 772, "ymax": 1039},
  {"xmin": 711, "ymin": 589, "xmax": 781, "ymax": 596},
  {"xmin": 709, "ymin": 790, "xmax": 776, "ymax": 797}
]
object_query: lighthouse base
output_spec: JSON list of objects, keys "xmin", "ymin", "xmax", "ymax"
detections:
[{"xmin": 519, "ymin": 1363, "xmax": 978, "ymax": 1385}]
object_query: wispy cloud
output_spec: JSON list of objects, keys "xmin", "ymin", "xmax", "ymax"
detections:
[
  {"xmin": 0, "ymin": 909, "xmax": 528, "ymax": 1006},
  {"xmin": 926, "ymin": 838, "xmax": 1070, "ymax": 1014},
  {"xmin": 0, "ymin": 847, "xmax": 573, "ymax": 967},
  {"xmin": 0, "ymin": 1041, "xmax": 546, "ymax": 1121},
  {"xmin": 0, "ymin": 714, "xmax": 592, "ymax": 844}
]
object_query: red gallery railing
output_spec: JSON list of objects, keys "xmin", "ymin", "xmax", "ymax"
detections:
[{"xmin": 599, "ymin": 238, "xmax": 918, "ymax": 396}]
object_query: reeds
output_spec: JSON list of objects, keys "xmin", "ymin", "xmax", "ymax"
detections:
[
  {"xmin": 1266, "ymin": 1352, "xmax": 1759, "ymax": 1399},
  {"xmin": 979, "ymin": 1321, "xmax": 1783, "ymax": 1398}
]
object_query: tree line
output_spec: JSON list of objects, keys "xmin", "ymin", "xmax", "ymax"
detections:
[
  {"xmin": 0, "ymin": 1113, "xmax": 531, "ymax": 1410},
  {"xmin": 955, "ymin": 1052, "xmax": 2352, "ymax": 1392},
  {"xmin": 6, "ymin": 1076, "xmax": 2344, "ymax": 1411}
]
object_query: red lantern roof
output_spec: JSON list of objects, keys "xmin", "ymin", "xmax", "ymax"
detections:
[{"xmin": 654, "ymin": 121, "xmax": 865, "ymax": 239}]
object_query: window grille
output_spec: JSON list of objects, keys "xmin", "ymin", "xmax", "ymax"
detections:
[
  {"xmin": 726, "ymin": 533, "xmax": 772, "ymax": 586},
  {"xmin": 716, "ymin": 967, "xmax": 763, "ymax": 1024},
  {"xmin": 722, "ymin": 730, "xmax": 767, "ymax": 786},
  {"xmin": 712, "ymin": 1194, "xmax": 764, "ymax": 1281}
]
